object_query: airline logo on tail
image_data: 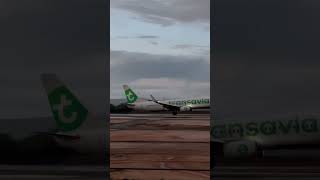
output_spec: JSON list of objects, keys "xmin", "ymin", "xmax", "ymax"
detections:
[
  {"xmin": 123, "ymin": 85, "xmax": 138, "ymax": 104},
  {"xmin": 42, "ymin": 74, "xmax": 88, "ymax": 132}
]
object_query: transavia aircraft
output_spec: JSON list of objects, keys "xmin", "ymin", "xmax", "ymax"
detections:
[
  {"xmin": 40, "ymin": 74, "xmax": 106, "ymax": 158},
  {"xmin": 212, "ymin": 116, "xmax": 320, "ymax": 159},
  {"xmin": 122, "ymin": 85, "xmax": 210, "ymax": 115}
]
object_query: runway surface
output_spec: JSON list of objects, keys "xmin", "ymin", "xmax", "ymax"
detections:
[{"xmin": 110, "ymin": 113, "xmax": 210, "ymax": 180}]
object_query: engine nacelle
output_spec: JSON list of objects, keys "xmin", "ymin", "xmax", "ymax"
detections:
[
  {"xmin": 223, "ymin": 140, "xmax": 259, "ymax": 158},
  {"xmin": 180, "ymin": 106, "xmax": 191, "ymax": 111}
]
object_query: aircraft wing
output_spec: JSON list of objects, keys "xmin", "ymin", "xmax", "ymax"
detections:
[
  {"xmin": 150, "ymin": 94, "xmax": 180, "ymax": 111},
  {"xmin": 36, "ymin": 132, "xmax": 80, "ymax": 140}
]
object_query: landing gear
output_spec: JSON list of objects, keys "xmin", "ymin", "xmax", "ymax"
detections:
[{"xmin": 172, "ymin": 111, "xmax": 178, "ymax": 115}]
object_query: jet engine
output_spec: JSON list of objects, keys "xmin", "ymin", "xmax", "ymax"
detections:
[
  {"xmin": 223, "ymin": 140, "xmax": 261, "ymax": 158},
  {"xmin": 180, "ymin": 106, "xmax": 192, "ymax": 111}
]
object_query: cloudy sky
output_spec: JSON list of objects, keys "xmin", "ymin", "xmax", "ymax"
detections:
[{"xmin": 110, "ymin": 0, "xmax": 210, "ymax": 99}]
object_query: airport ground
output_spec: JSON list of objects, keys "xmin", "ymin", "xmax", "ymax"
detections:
[{"xmin": 110, "ymin": 113, "xmax": 210, "ymax": 180}]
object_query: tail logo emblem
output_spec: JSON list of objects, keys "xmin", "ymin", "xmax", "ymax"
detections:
[
  {"xmin": 125, "ymin": 89, "xmax": 138, "ymax": 103},
  {"xmin": 53, "ymin": 95, "xmax": 77, "ymax": 123},
  {"xmin": 48, "ymin": 86, "xmax": 88, "ymax": 132},
  {"xmin": 126, "ymin": 91, "xmax": 135, "ymax": 101}
]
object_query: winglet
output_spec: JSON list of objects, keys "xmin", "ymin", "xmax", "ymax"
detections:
[{"xmin": 150, "ymin": 94, "xmax": 158, "ymax": 102}]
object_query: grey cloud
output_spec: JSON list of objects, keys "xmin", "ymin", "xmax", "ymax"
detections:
[
  {"xmin": 150, "ymin": 41, "xmax": 158, "ymax": 45},
  {"xmin": 173, "ymin": 44, "xmax": 210, "ymax": 57},
  {"xmin": 173, "ymin": 44, "xmax": 208, "ymax": 49},
  {"xmin": 114, "ymin": 35, "xmax": 159, "ymax": 39},
  {"xmin": 110, "ymin": 50, "xmax": 209, "ymax": 98},
  {"xmin": 132, "ymin": 14, "xmax": 174, "ymax": 26},
  {"xmin": 114, "ymin": 36, "xmax": 129, "ymax": 39},
  {"xmin": 111, "ymin": 50, "xmax": 209, "ymax": 82},
  {"xmin": 111, "ymin": 0, "xmax": 210, "ymax": 26},
  {"xmin": 137, "ymin": 35, "xmax": 158, "ymax": 39}
]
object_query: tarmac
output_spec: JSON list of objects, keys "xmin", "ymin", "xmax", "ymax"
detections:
[{"xmin": 110, "ymin": 113, "xmax": 210, "ymax": 180}]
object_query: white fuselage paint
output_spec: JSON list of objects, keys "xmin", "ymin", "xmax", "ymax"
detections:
[{"xmin": 130, "ymin": 96, "xmax": 210, "ymax": 112}]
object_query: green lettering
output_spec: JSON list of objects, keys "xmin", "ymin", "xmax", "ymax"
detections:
[
  {"xmin": 260, "ymin": 121, "xmax": 276, "ymax": 135},
  {"xmin": 278, "ymin": 120, "xmax": 293, "ymax": 134},
  {"xmin": 228, "ymin": 123, "xmax": 244, "ymax": 137},
  {"xmin": 302, "ymin": 119, "xmax": 318, "ymax": 133},
  {"xmin": 212, "ymin": 125, "xmax": 226, "ymax": 138},
  {"xmin": 246, "ymin": 122, "xmax": 259, "ymax": 136},
  {"xmin": 293, "ymin": 119, "xmax": 300, "ymax": 133}
]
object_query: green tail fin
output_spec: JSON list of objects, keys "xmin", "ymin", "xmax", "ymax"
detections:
[
  {"xmin": 41, "ymin": 74, "xmax": 88, "ymax": 132},
  {"xmin": 123, "ymin": 85, "xmax": 138, "ymax": 104}
]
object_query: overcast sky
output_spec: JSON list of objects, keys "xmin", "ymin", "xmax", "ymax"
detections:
[{"xmin": 110, "ymin": 0, "xmax": 210, "ymax": 99}]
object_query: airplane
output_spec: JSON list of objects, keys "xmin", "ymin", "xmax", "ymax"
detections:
[
  {"xmin": 122, "ymin": 84, "xmax": 210, "ymax": 115},
  {"xmin": 212, "ymin": 115, "xmax": 320, "ymax": 159},
  {"xmin": 40, "ymin": 74, "xmax": 106, "ymax": 160}
]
